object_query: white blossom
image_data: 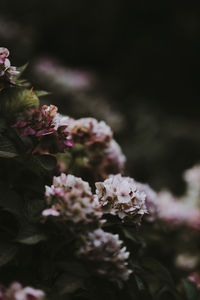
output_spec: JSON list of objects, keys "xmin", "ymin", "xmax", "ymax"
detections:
[
  {"xmin": 69, "ymin": 117, "xmax": 113, "ymax": 147},
  {"xmin": 77, "ymin": 228, "xmax": 132, "ymax": 282},
  {"xmin": 42, "ymin": 173, "xmax": 102, "ymax": 224},
  {"xmin": 95, "ymin": 174, "xmax": 147, "ymax": 222}
]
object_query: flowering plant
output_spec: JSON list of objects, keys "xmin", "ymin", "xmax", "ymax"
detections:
[{"xmin": 0, "ymin": 48, "xmax": 200, "ymax": 300}]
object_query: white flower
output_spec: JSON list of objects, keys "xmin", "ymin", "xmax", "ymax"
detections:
[
  {"xmin": 78, "ymin": 228, "xmax": 132, "ymax": 282},
  {"xmin": 52, "ymin": 113, "xmax": 74, "ymax": 131},
  {"xmin": 156, "ymin": 191, "xmax": 200, "ymax": 228},
  {"xmin": 95, "ymin": 174, "xmax": 147, "ymax": 221},
  {"xmin": 5, "ymin": 282, "xmax": 45, "ymax": 300},
  {"xmin": 69, "ymin": 117, "xmax": 113, "ymax": 147},
  {"xmin": 43, "ymin": 173, "xmax": 102, "ymax": 224}
]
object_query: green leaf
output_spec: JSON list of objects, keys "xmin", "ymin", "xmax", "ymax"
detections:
[
  {"xmin": 17, "ymin": 233, "xmax": 47, "ymax": 245},
  {"xmin": 0, "ymin": 242, "xmax": 18, "ymax": 266},
  {"xmin": 0, "ymin": 134, "xmax": 18, "ymax": 158},
  {"xmin": 56, "ymin": 261, "xmax": 89, "ymax": 278},
  {"xmin": 22, "ymin": 154, "xmax": 57, "ymax": 177},
  {"xmin": 24, "ymin": 198, "xmax": 45, "ymax": 219},
  {"xmin": 34, "ymin": 90, "xmax": 50, "ymax": 97},
  {"xmin": 16, "ymin": 63, "xmax": 29, "ymax": 79},
  {"xmin": 34, "ymin": 154, "xmax": 57, "ymax": 171},
  {"xmin": 55, "ymin": 274, "xmax": 84, "ymax": 295},
  {"xmin": 16, "ymin": 222, "xmax": 46, "ymax": 245},
  {"xmin": 0, "ymin": 182, "xmax": 23, "ymax": 215},
  {"xmin": 182, "ymin": 279, "xmax": 199, "ymax": 300},
  {"xmin": 0, "ymin": 88, "xmax": 39, "ymax": 116}
]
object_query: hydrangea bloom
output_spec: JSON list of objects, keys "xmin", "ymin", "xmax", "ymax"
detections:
[
  {"xmin": 77, "ymin": 228, "xmax": 132, "ymax": 282},
  {"xmin": 42, "ymin": 173, "xmax": 102, "ymax": 224},
  {"xmin": 68, "ymin": 117, "xmax": 113, "ymax": 148},
  {"xmin": 0, "ymin": 282, "xmax": 45, "ymax": 300},
  {"xmin": 0, "ymin": 47, "xmax": 19, "ymax": 89},
  {"xmin": 95, "ymin": 174, "xmax": 147, "ymax": 222},
  {"xmin": 156, "ymin": 191, "xmax": 200, "ymax": 228},
  {"xmin": 90, "ymin": 139, "xmax": 126, "ymax": 180},
  {"xmin": 13, "ymin": 105, "xmax": 74, "ymax": 153}
]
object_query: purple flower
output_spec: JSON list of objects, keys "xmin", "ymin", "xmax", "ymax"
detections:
[{"xmin": 13, "ymin": 105, "xmax": 74, "ymax": 154}]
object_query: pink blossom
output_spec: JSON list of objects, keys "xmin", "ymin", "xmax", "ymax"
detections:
[{"xmin": 42, "ymin": 174, "xmax": 102, "ymax": 225}]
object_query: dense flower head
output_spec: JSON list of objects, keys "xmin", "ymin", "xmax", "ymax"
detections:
[
  {"xmin": 0, "ymin": 282, "xmax": 45, "ymax": 300},
  {"xmin": 89, "ymin": 139, "xmax": 126, "ymax": 181},
  {"xmin": 156, "ymin": 191, "xmax": 200, "ymax": 228},
  {"xmin": 68, "ymin": 117, "xmax": 113, "ymax": 148},
  {"xmin": 77, "ymin": 228, "xmax": 132, "ymax": 282},
  {"xmin": 0, "ymin": 47, "xmax": 19, "ymax": 89},
  {"xmin": 42, "ymin": 173, "xmax": 102, "ymax": 224},
  {"xmin": 95, "ymin": 174, "xmax": 148, "ymax": 222},
  {"xmin": 13, "ymin": 105, "xmax": 74, "ymax": 153}
]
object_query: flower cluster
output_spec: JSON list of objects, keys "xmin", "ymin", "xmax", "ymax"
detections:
[
  {"xmin": 0, "ymin": 47, "xmax": 19, "ymax": 89},
  {"xmin": 68, "ymin": 117, "xmax": 113, "ymax": 148},
  {"xmin": 0, "ymin": 282, "xmax": 45, "ymax": 300},
  {"xmin": 42, "ymin": 173, "xmax": 102, "ymax": 225},
  {"xmin": 87, "ymin": 139, "xmax": 126, "ymax": 181},
  {"xmin": 13, "ymin": 105, "xmax": 74, "ymax": 153},
  {"xmin": 56, "ymin": 117, "xmax": 126, "ymax": 180},
  {"xmin": 77, "ymin": 228, "xmax": 132, "ymax": 282},
  {"xmin": 42, "ymin": 173, "xmax": 133, "ymax": 282},
  {"xmin": 95, "ymin": 174, "xmax": 148, "ymax": 222},
  {"xmin": 156, "ymin": 191, "xmax": 200, "ymax": 228}
]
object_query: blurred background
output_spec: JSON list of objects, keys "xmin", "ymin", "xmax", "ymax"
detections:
[{"xmin": 1, "ymin": 1, "xmax": 200, "ymax": 195}]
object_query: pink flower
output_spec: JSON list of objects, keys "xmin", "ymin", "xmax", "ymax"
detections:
[
  {"xmin": 42, "ymin": 174, "xmax": 102, "ymax": 225},
  {"xmin": 0, "ymin": 282, "xmax": 45, "ymax": 300},
  {"xmin": 13, "ymin": 106, "xmax": 74, "ymax": 154},
  {"xmin": 0, "ymin": 47, "xmax": 19, "ymax": 88},
  {"xmin": 0, "ymin": 47, "xmax": 9, "ymax": 64}
]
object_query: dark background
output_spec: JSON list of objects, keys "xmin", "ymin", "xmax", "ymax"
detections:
[{"xmin": 1, "ymin": 1, "xmax": 200, "ymax": 194}]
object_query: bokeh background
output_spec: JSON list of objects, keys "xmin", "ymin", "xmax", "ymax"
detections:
[{"xmin": 1, "ymin": 1, "xmax": 200, "ymax": 195}]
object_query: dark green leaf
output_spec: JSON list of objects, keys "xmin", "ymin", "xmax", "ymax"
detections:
[
  {"xmin": 16, "ymin": 63, "xmax": 29, "ymax": 79},
  {"xmin": 55, "ymin": 274, "xmax": 84, "ymax": 295},
  {"xmin": 0, "ymin": 88, "xmax": 39, "ymax": 116},
  {"xmin": 0, "ymin": 242, "xmax": 18, "ymax": 266},
  {"xmin": 16, "ymin": 223, "xmax": 47, "ymax": 245},
  {"xmin": 34, "ymin": 90, "xmax": 50, "ymax": 97},
  {"xmin": 34, "ymin": 154, "xmax": 57, "ymax": 171},
  {"xmin": 182, "ymin": 279, "xmax": 199, "ymax": 300},
  {"xmin": 0, "ymin": 182, "xmax": 23, "ymax": 215},
  {"xmin": 0, "ymin": 134, "xmax": 18, "ymax": 158}
]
